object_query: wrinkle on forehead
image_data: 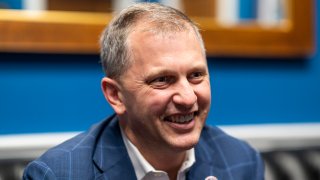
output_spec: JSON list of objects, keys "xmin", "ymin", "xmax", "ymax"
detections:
[
  {"xmin": 127, "ymin": 21, "xmax": 205, "ymax": 58},
  {"xmin": 127, "ymin": 23, "xmax": 199, "ymax": 54},
  {"xmin": 136, "ymin": 20, "xmax": 193, "ymax": 37}
]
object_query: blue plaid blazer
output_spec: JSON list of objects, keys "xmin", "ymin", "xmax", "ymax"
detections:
[{"xmin": 23, "ymin": 114, "xmax": 264, "ymax": 179}]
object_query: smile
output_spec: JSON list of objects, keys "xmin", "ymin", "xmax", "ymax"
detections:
[{"xmin": 164, "ymin": 112, "xmax": 197, "ymax": 124}]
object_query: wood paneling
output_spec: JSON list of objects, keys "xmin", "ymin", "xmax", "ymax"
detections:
[
  {"xmin": 197, "ymin": 0, "xmax": 315, "ymax": 57},
  {"xmin": 47, "ymin": 0, "xmax": 112, "ymax": 12},
  {"xmin": 0, "ymin": 0, "xmax": 315, "ymax": 57},
  {"xmin": 0, "ymin": 10, "xmax": 112, "ymax": 54},
  {"xmin": 182, "ymin": 0, "xmax": 216, "ymax": 17}
]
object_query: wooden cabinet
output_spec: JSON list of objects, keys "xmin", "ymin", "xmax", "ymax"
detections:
[{"xmin": 0, "ymin": 0, "xmax": 315, "ymax": 57}]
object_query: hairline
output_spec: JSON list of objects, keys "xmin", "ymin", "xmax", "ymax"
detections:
[
  {"xmin": 100, "ymin": 3, "xmax": 206, "ymax": 80},
  {"xmin": 122, "ymin": 20, "xmax": 206, "ymax": 76}
]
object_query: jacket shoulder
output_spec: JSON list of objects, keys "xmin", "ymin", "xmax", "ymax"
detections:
[
  {"xmin": 23, "ymin": 115, "xmax": 117, "ymax": 179},
  {"xmin": 197, "ymin": 125, "xmax": 264, "ymax": 179},
  {"xmin": 200, "ymin": 125, "xmax": 259, "ymax": 159}
]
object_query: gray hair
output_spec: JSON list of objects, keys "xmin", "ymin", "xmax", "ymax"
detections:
[{"xmin": 100, "ymin": 3, "xmax": 205, "ymax": 79}]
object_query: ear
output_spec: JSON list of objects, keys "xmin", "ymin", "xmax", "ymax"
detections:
[{"xmin": 101, "ymin": 77, "xmax": 126, "ymax": 115}]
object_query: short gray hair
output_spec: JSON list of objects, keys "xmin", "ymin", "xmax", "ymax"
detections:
[{"xmin": 100, "ymin": 3, "xmax": 205, "ymax": 79}]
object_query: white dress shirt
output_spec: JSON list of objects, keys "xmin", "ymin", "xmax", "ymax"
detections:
[{"xmin": 120, "ymin": 126, "xmax": 195, "ymax": 180}]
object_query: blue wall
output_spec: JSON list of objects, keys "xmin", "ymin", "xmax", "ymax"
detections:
[
  {"xmin": 0, "ymin": 3, "xmax": 319, "ymax": 135},
  {"xmin": 0, "ymin": 54, "xmax": 112, "ymax": 134},
  {"xmin": 0, "ymin": 0, "xmax": 22, "ymax": 9}
]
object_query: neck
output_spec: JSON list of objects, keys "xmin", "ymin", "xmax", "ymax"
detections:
[
  {"xmin": 119, "ymin": 120, "xmax": 187, "ymax": 179},
  {"xmin": 138, "ymin": 145, "xmax": 185, "ymax": 179}
]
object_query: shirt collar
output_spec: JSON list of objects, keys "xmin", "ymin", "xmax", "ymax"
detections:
[{"xmin": 120, "ymin": 125, "xmax": 195, "ymax": 180}]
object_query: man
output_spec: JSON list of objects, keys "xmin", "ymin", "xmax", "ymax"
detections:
[{"xmin": 24, "ymin": 3, "xmax": 264, "ymax": 180}]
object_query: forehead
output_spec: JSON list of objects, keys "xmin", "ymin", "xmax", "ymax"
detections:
[
  {"xmin": 129, "ymin": 19, "xmax": 193, "ymax": 37},
  {"xmin": 126, "ymin": 26, "xmax": 206, "ymax": 69},
  {"xmin": 131, "ymin": 29, "xmax": 201, "ymax": 55},
  {"xmin": 127, "ymin": 21, "xmax": 201, "ymax": 52},
  {"xmin": 118, "ymin": 24, "xmax": 208, "ymax": 85}
]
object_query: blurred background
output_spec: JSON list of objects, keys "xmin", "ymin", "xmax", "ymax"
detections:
[{"xmin": 0, "ymin": 0, "xmax": 319, "ymax": 179}]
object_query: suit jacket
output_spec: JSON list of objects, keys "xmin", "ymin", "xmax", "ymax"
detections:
[{"xmin": 23, "ymin": 114, "xmax": 264, "ymax": 180}]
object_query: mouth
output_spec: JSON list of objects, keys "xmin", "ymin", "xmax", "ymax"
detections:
[{"xmin": 163, "ymin": 112, "xmax": 198, "ymax": 124}]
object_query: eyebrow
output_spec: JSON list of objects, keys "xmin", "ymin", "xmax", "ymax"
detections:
[
  {"xmin": 144, "ymin": 69, "xmax": 175, "ymax": 80},
  {"xmin": 145, "ymin": 63, "xmax": 208, "ymax": 78}
]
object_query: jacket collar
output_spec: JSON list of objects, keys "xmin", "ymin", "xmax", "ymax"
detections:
[
  {"xmin": 187, "ymin": 127, "xmax": 225, "ymax": 180},
  {"xmin": 92, "ymin": 115, "xmax": 137, "ymax": 179},
  {"xmin": 187, "ymin": 137, "xmax": 214, "ymax": 179}
]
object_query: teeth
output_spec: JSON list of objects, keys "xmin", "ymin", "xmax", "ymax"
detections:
[{"xmin": 169, "ymin": 113, "xmax": 194, "ymax": 123}]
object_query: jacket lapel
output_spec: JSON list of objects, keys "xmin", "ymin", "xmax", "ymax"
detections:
[
  {"xmin": 187, "ymin": 130, "xmax": 226, "ymax": 180},
  {"xmin": 92, "ymin": 115, "xmax": 137, "ymax": 179},
  {"xmin": 187, "ymin": 140, "xmax": 214, "ymax": 180}
]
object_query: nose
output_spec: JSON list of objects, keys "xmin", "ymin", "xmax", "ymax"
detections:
[{"xmin": 172, "ymin": 80, "xmax": 197, "ymax": 109}]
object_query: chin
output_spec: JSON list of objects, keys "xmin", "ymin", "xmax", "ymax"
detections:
[{"xmin": 170, "ymin": 136, "xmax": 200, "ymax": 152}]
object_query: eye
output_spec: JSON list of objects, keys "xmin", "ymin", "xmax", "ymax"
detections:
[
  {"xmin": 190, "ymin": 72, "xmax": 203, "ymax": 78},
  {"xmin": 188, "ymin": 71, "xmax": 205, "ymax": 83},
  {"xmin": 148, "ymin": 76, "xmax": 174, "ymax": 88}
]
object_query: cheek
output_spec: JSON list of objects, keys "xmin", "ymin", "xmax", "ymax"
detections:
[
  {"xmin": 140, "ymin": 90, "xmax": 174, "ymax": 115},
  {"xmin": 195, "ymin": 83, "xmax": 211, "ymax": 106}
]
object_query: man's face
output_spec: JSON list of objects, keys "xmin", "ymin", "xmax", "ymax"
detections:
[{"xmin": 117, "ymin": 28, "xmax": 211, "ymax": 152}]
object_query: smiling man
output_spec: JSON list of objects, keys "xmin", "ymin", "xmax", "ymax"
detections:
[{"xmin": 24, "ymin": 3, "xmax": 264, "ymax": 180}]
